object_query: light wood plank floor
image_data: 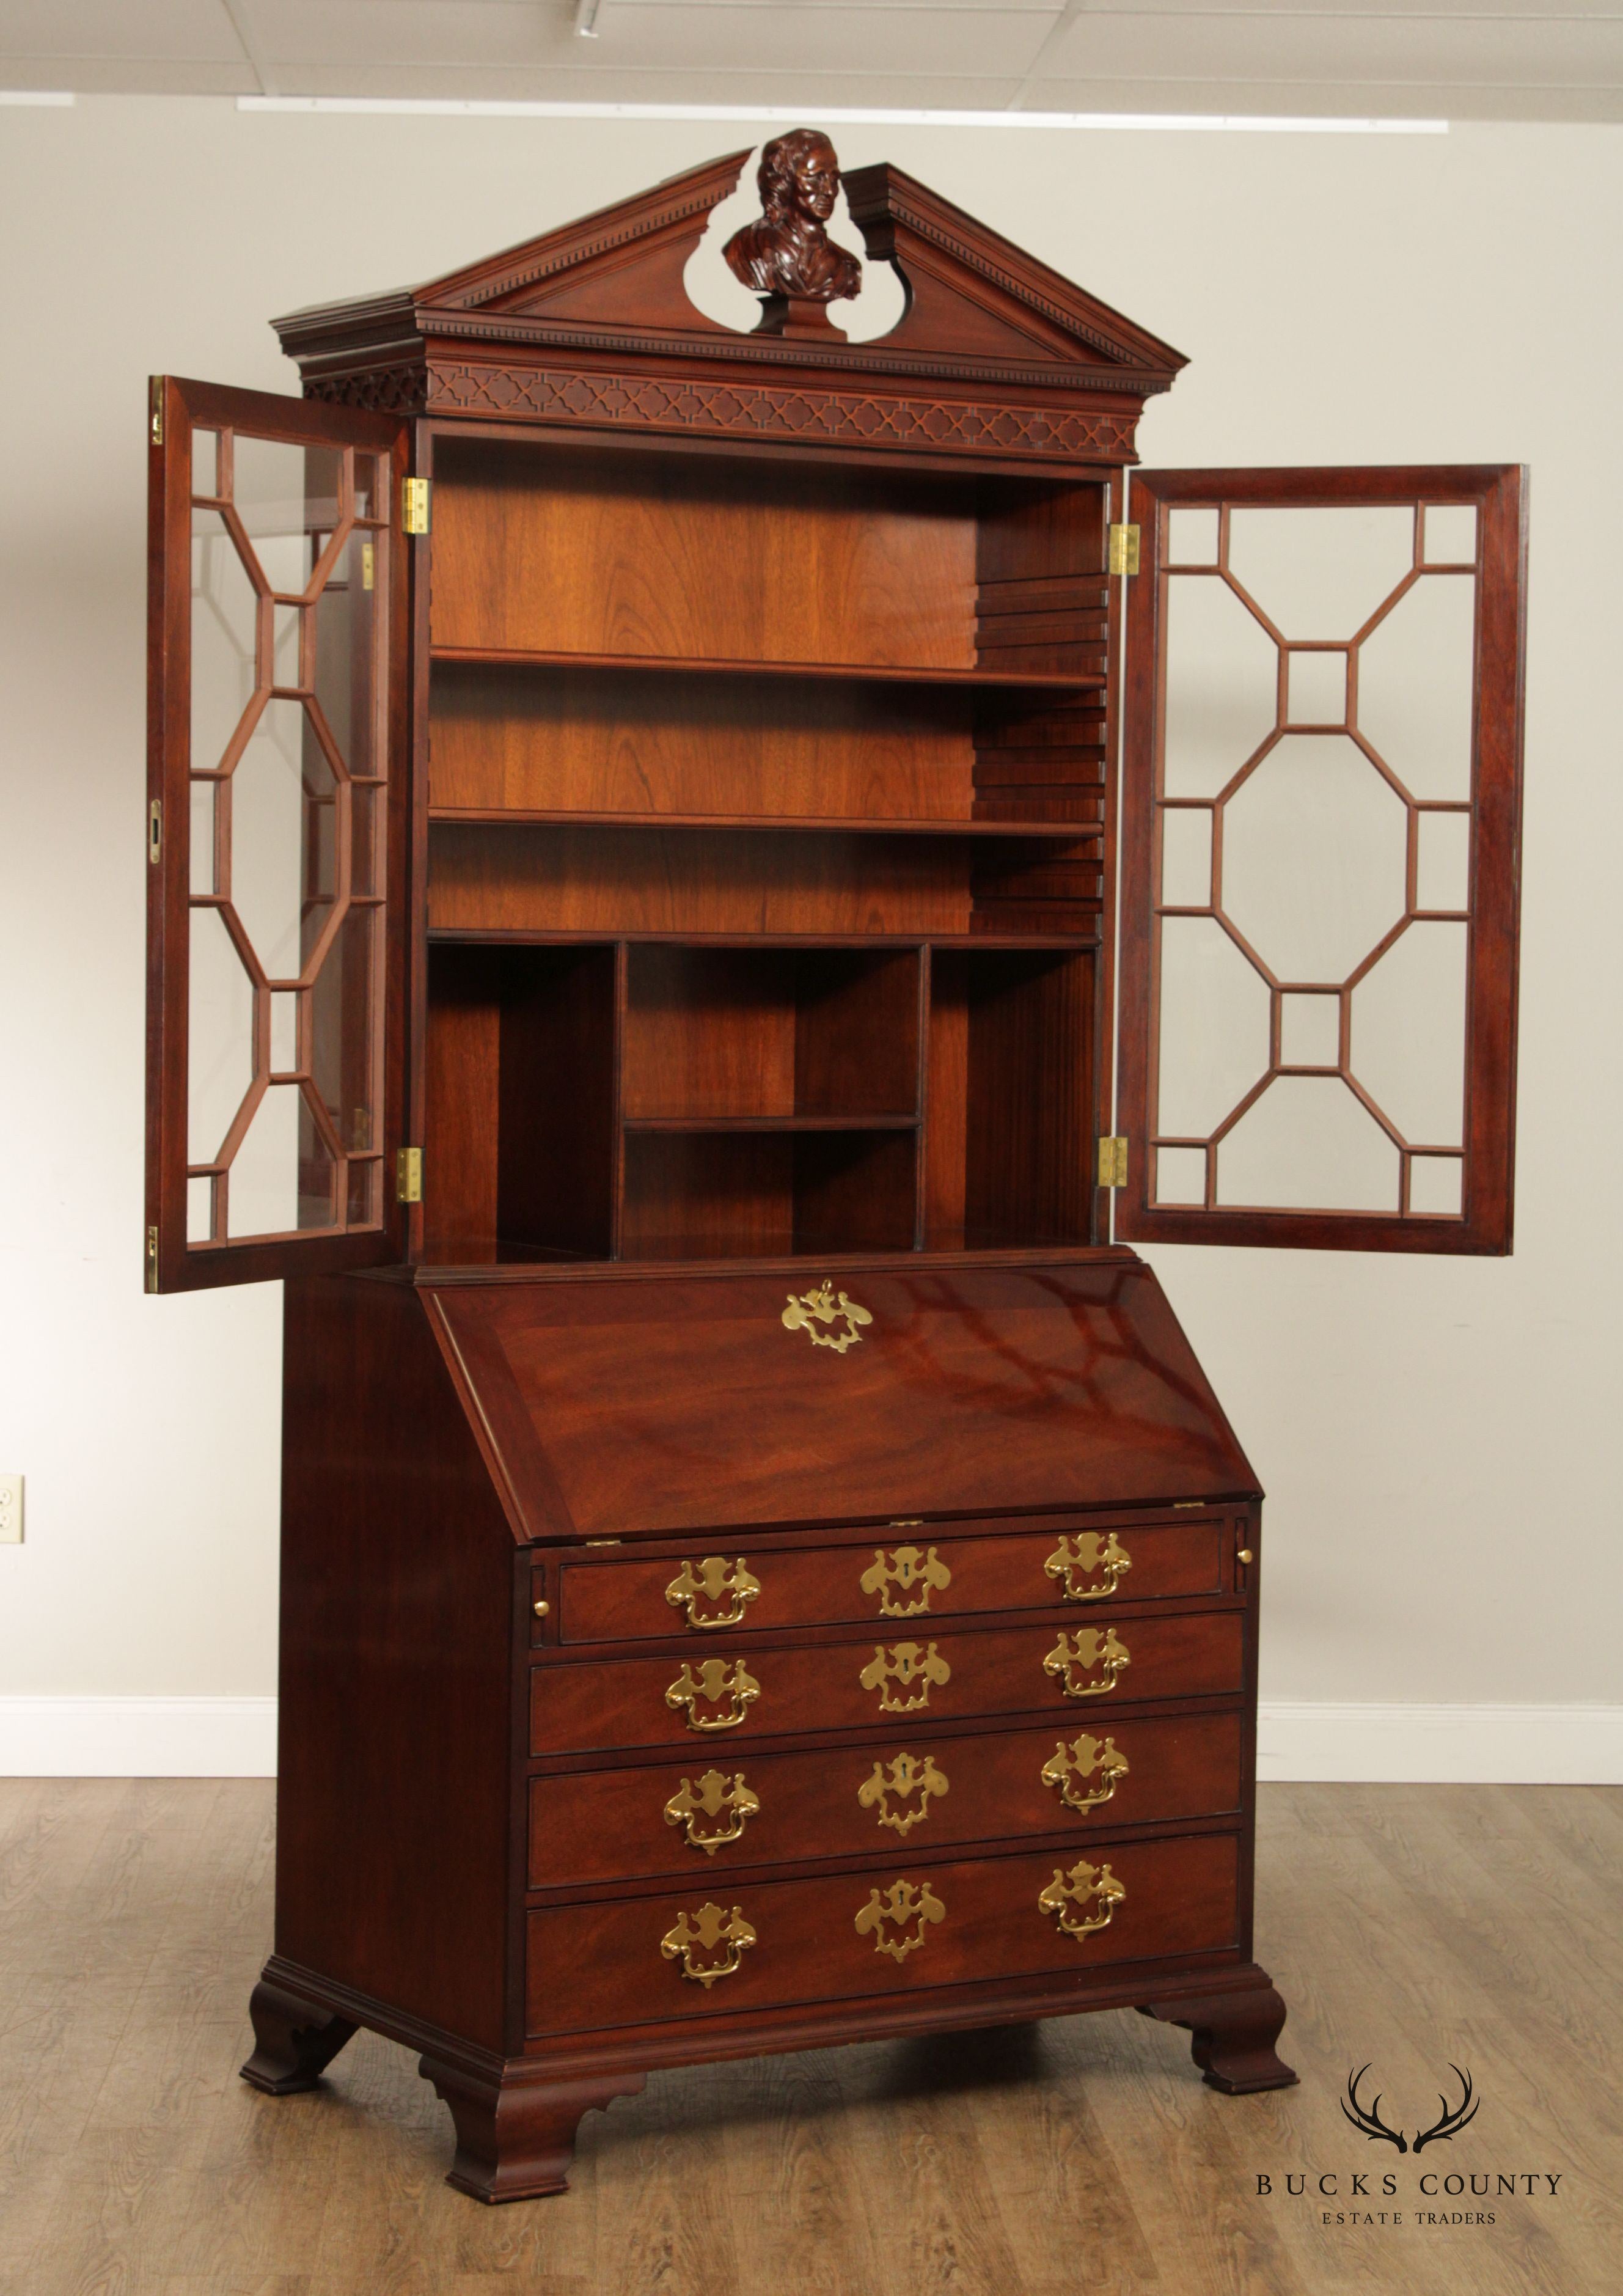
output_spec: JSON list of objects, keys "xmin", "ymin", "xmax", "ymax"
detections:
[{"xmin": 0, "ymin": 1782, "xmax": 1617, "ymax": 2294}]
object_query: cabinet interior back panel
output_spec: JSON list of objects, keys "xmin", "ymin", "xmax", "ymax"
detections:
[
  {"xmin": 430, "ymin": 441, "xmax": 979, "ymax": 670},
  {"xmin": 428, "ymin": 662, "xmax": 980, "ymax": 823}
]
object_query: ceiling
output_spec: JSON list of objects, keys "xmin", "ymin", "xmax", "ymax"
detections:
[{"xmin": 0, "ymin": 0, "xmax": 1618, "ymax": 123}]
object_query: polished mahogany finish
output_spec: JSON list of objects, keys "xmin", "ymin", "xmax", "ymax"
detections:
[{"xmin": 142, "ymin": 124, "xmax": 1529, "ymax": 2205}]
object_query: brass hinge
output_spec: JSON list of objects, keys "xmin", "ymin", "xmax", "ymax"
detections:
[
  {"xmin": 145, "ymin": 1225, "xmax": 159, "ymax": 1293},
  {"xmin": 395, "ymin": 1145, "xmax": 423, "ymax": 1204},
  {"xmin": 150, "ymin": 376, "xmax": 164, "ymax": 448},
  {"xmin": 1097, "ymin": 1135, "xmax": 1129, "ymax": 1189},
  {"xmin": 1108, "ymin": 523, "xmax": 1140, "ymax": 578},
  {"xmin": 401, "ymin": 478, "xmax": 431, "ymax": 535},
  {"xmin": 361, "ymin": 540, "xmax": 375, "ymax": 591},
  {"xmin": 148, "ymin": 799, "xmax": 162, "ymax": 864}
]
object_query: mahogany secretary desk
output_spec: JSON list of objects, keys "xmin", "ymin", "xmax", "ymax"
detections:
[{"xmin": 144, "ymin": 133, "xmax": 1526, "ymax": 2203}]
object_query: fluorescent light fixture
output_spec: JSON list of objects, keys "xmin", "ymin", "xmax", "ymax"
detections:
[
  {"xmin": 237, "ymin": 97, "xmax": 1446, "ymax": 135},
  {"xmin": 0, "ymin": 90, "xmax": 74, "ymax": 106}
]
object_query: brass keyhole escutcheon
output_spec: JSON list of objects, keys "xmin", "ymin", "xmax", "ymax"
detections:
[
  {"xmin": 857, "ymin": 1751, "xmax": 949, "ymax": 1835},
  {"xmin": 860, "ymin": 1543, "xmax": 951, "ymax": 1619},
  {"xmin": 855, "ymin": 1878, "xmax": 945, "ymax": 1964},
  {"xmin": 860, "ymin": 1640, "xmax": 951, "ymax": 1714}
]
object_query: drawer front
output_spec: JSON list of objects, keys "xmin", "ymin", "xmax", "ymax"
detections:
[
  {"xmin": 526, "ymin": 1830, "xmax": 1240, "ymax": 2037},
  {"xmin": 529, "ymin": 1610, "xmax": 1242, "ymax": 1757},
  {"xmin": 529, "ymin": 1709, "xmax": 1244, "ymax": 1888},
  {"xmin": 555, "ymin": 1516, "xmax": 1225, "ymax": 1645}
]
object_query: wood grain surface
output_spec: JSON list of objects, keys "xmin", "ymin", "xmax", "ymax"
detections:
[{"xmin": 2, "ymin": 1780, "xmax": 1616, "ymax": 2293}]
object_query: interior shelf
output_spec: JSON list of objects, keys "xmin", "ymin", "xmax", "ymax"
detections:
[
  {"xmin": 621, "ymin": 1114, "xmax": 919, "ymax": 1134},
  {"xmin": 427, "ymin": 809, "xmax": 1096, "ymax": 837},
  {"xmin": 430, "ymin": 646, "xmax": 1104, "ymax": 692}
]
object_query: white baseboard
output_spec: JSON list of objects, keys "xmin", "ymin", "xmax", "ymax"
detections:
[
  {"xmin": 1, "ymin": 1697, "xmax": 1618, "ymax": 1784},
  {"xmin": 1258, "ymin": 1701, "xmax": 1623, "ymax": 1784},
  {"xmin": 0, "ymin": 1696, "xmax": 277, "ymax": 1778}
]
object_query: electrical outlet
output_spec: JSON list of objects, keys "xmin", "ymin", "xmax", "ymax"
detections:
[{"xmin": 0, "ymin": 1475, "xmax": 22, "ymax": 1543}]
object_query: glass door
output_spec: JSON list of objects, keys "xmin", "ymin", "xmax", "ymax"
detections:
[
  {"xmin": 146, "ymin": 378, "xmax": 409, "ymax": 1290},
  {"xmin": 1115, "ymin": 466, "xmax": 1525, "ymax": 1253}
]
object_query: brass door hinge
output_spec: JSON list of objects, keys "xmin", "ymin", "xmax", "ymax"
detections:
[
  {"xmin": 1097, "ymin": 1136, "xmax": 1129, "ymax": 1189},
  {"xmin": 145, "ymin": 1225, "xmax": 159, "ymax": 1293},
  {"xmin": 148, "ymin": 799, "xmax": 162, "ymax": 864},
  {"xmin": 150, "ymin": 376, "xmax": 164, "ymax": 447},
  {"xmin": 1108, "ymin": 523, "xmax": 1140, "ymax": 577},
  {"xmin": 395, "ymin": 1145, "xmax": 423, "ymax": 1204},
  {"xmin": 401, "ymin": 478, "xmax": 431, "ymax": 535},
  {"xmin": 361, "ymin": 540, "xmax": 375, "ymax": 591}
]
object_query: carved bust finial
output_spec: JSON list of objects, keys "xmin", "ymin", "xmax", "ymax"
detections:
[{"xmin": 724, "ymin": 129, "xmax": 862, "ymax": 336}]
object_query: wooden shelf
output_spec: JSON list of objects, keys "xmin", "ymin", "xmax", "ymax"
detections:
[
  {"xmin": 430, "ymin": 646, "xmax": 1105, "ymax": 692},
  {"xmin": 428, "ymin": 808, "xmax": 1097, "ymax": 838},
  {"xmin": 621, "ymin": 1115, "xmax": 918, "ymax": 1134}
]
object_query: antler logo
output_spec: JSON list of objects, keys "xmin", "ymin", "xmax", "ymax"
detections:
[
  {"xmin": 781, "ymin": 1278, "xmax": 873, "ymax": 1353},
  {"xmin": 859, "ymin": 1640, "xmax": 951, "ymax": 1713},
  {"xmin": 854, "ymin": 1877, "xmax": 946, "ymax": 1962},
  {"xmin": 860, "ymin": 1544, "xmax": 952, "ymax": 1618},
  {"xmin": 1341, "ymin": 2064, "xmax": 1479, "ymax": 2154},
  {"xmin": 857, "ymin": 1751, "xmax": 949, "ymax": 1834}
]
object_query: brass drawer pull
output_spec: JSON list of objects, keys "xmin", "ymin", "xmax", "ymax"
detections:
[
  {"xmin": 660, "ymin": 1901, "xmax": 757, "ymax": 1987},
  {"xmin": 860, "ymin": 1542, "xmax": 951, "ymax": 1618},
  {"xmin": 855, "ymin": 1879, "xmax": 945, "ymax": 1963},
  {"xmin": 1039, "ymin": 1857, "xmax": 1126, "ymax": 1940},
  {"xmin": 1044, "ymin": 1627, "xmax": 1130, "ymax": 1700},
  {"xmin": 858, "ymin": 1751, "xmax": 949, "ymax": 1835},
  {"xmin": 664, "ymin": 1769, "xmax": 760, "ymax": 1854},
  {"xmin": 860, "ymin": 1640, "xmax": 951, "ymax": 1714},
  {"xmin": 1042, "ymin": 1731, "xmax": 1129, "ymax": 1813},
  {"xmin": 1044, "ymin": 1531, "xmax": 1132, "ymax": 1603},
  {"xmin": 665, "ymin": 1657, "xmax": 761, "ymax": 1733},
  {"xmin": 665, "ymin": 1555, "xmax": 760, "ymax": 1630}
]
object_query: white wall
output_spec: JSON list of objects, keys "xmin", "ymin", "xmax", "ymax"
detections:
[{"xmin": 1, "ymin": 100, "xmax": 1618, "ymax": 1772}]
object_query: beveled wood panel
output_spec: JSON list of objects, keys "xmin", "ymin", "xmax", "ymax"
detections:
[
  {"xmin": 524, "ymin": 1831, "xmax": 1240, "ymax": 2037},
  {"xmin": 430, "ymin": 439, "xmax": 978, "ymax": 672},
  {"xmin": 427, "ymin": 1260, "xmax": 1259, "ymax": 1543},
  {"xmin": 555, "ymin": 1516, "xmax": 1225, "ymax": 1645},
  {"xmin": 528, "ymin": 1611, "xmax": 1244, "ymax": 1757},
  {"xmin": 427, "ymin": 824, "xmax": 976, "ymax": 938},
  {"xmin": 527, "ymin": 1709, "xmax": 1244, "ymax": 1888}
]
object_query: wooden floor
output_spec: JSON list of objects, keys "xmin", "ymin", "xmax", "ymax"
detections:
[{"xmin": 0, "ymin": 1782, "xmax": 1617, "ymax": 2295}]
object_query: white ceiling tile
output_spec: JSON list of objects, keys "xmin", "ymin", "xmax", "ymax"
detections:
[
  {"xmin": 0, "ymin": 2, "xmax": 244, "ymax": 62},
  {"xmin": 250, "ymin": 1, "xmax": 1050, "ymax": 76},
  {"xmin": 260, "ymin": 58, "xmax": 1031, "ymax": 100},
  {"xmin": 1036, "ymin": 13, "xmax": 1623, "ymax": 89}
]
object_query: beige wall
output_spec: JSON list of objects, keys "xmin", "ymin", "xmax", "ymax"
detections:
[{"xmin": 1, "ymin": 99, "xmax": 1617, "ymax": 1726}]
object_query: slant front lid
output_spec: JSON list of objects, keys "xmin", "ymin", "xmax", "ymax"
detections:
[{"xmin": 425, "ymin": 1255, "xmax": 1258, "ymax": 1543}]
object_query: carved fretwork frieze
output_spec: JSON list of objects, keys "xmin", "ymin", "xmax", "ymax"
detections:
[
  {"xmin": 425, "ymin": 361, "xmax": 1138, "ymax": 463},
  {"xmin": 305, "ymin": 364, "xmax": 428, "ymax": 415}
]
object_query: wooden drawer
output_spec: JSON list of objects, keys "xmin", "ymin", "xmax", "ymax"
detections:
[
  {"xmin": 529, "ymin": 1609, "xmax": 1242, "ymax": 1756},
  {"xmin": 529, "ymin": 1709, "xmax": 1244, "ymax": 1888},
  {"xmin": 526, "ymin": 1830, "xmax": 1240, "ymax": 2037},
  {"xmin": 552, "ymin": 1514, "xmax": 1226, "ymax": 1645}
]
